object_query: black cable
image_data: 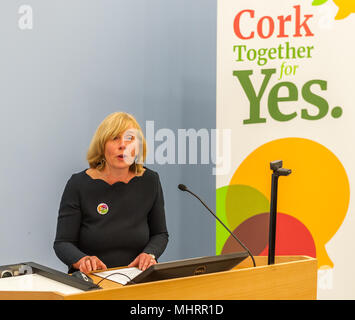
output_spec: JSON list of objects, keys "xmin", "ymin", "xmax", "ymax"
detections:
[{"xmin": 96, "ymin": 272, "xmax": 134, "ymax": 286}]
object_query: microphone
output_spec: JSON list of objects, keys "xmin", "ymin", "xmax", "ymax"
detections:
[
  {"xmin": 178, "ymin": 184, "xmax": 256, "ymax": 267},
  {"xmin": 177, "ymin": 184, "xmax": 188, "ymax": 191}
]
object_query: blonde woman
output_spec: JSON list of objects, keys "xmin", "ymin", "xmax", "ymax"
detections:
[{"xmin": 53, "ymin": 112, "xmax": 169, "ymax": 274}]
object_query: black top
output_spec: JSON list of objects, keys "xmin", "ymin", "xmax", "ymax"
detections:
[{"xmin": 53, "ymin": 168, "xmax": 169, "ymax": 272}]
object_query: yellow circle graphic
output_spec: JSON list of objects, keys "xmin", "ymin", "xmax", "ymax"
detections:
[{"xmin": 230, "ymin": 138, "xmax": 350, "ymax": 268}]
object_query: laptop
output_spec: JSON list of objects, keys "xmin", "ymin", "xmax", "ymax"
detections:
[{"xmin": 127, "ymin": 251, "xmax": 249, "ymax": 285}]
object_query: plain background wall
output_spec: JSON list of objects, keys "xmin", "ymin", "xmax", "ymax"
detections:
[{"xmin": 0, "ymin": 0, "xmax": 217, "ymax": 272}]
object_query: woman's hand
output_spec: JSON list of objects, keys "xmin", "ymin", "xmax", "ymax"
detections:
[
  {"xmin": 128, "ymin": 253, "xmax": 157, "ymax": 271},
  {"xmin": 72, "ymin": 256, "xmax": 107, "ymax": 274}
]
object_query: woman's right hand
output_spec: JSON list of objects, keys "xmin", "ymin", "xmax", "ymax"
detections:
[{"xmin": 72, "ymin": 256, "xmax": 107, "ymax": 274}]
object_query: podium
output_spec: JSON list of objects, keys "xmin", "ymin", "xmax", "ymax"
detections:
[{"xmin": 0, "ymin": 256, "xmax": 317, "ymax": 300}]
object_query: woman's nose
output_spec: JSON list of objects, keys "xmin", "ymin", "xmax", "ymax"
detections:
[{"xmin": 117, "ymin": 138, "xmax": 126, "ymax": 149}]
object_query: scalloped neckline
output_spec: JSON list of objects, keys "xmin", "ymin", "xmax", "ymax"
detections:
[{"xmin": 84, "ymin": 168, "xmax": 146, "ymax": 186}]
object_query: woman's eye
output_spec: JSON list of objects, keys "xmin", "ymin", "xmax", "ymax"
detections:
[{"xmin": 124, "ymin": 135, "xmax": 134, "ymax": 141}]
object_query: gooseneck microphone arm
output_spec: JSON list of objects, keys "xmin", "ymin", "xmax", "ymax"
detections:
[{"xmin": 178, "ymin": 184, "xmax": 256, "ymax": 268}]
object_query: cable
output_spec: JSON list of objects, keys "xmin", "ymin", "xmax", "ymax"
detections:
[{"xmin": 96, "ymin": 272, "xmax": 134, "ymax": 286}]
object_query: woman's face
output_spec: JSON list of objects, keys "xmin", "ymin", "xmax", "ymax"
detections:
[{"xmin": 104, "ymin": 127, "xmax": 139, "ymax": 171}]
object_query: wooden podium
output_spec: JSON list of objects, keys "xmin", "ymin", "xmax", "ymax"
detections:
[{"xmin": 0, "ymin": 256, "xmax": 317, "ymax": 300}]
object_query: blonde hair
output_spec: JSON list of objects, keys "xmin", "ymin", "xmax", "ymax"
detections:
[{"xmin": 87, "ymin": 112, "xmax": 146, "ymax": 174}]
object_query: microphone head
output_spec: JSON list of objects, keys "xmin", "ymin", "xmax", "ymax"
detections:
[
  {"xmin": 277, "ymin": 168, "xmax": 292, "ymax": 176},
  {"xmin": 178, "ymin": 184, "xmax": 188, "ymax": 191}
]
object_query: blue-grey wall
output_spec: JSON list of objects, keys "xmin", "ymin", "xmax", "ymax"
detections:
[{"xmin": 0, "ymin": 0, "xmax": 216, "ymax": 272}]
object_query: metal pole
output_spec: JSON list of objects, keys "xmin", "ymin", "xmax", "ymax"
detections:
[{"xmin": 268, "ymin": 173, "xmax": 279, "ymax": 265}]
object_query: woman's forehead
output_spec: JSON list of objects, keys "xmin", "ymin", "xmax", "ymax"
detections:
[{"xmin": 111, "ymin": 124, "xmax": 139, "ymax": 137}]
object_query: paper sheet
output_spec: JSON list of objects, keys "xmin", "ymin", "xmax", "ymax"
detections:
[{"xmin": 93, "ymin": 267, "xmax": 143, "ymax": 285}]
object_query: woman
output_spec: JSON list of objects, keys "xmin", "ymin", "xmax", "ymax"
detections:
[{"xmin": 53, "ymin": 112, "xmax": 169, "ymax": 274}]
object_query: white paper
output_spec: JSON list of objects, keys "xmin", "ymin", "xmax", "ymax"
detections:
[{"xmin": 93, "ymin": 267, "xmax": 143, "ymax": 285}]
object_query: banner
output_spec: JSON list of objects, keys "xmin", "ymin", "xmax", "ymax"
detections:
[{"xmin": 216, "ymin": 0, "xmax": 355, "ymax": 299}]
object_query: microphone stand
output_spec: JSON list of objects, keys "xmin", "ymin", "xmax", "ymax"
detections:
[{"xmin": 268, "ymin": 161, "xmax": 291, "ymax": 265}]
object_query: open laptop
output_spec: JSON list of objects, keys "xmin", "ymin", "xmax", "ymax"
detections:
[{"xmin": 127, "ymin": 251, "xmax": 249, "ymax": 285}]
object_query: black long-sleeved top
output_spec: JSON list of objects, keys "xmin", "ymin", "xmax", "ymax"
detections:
[{"xmin": 53, "ymin": 168, "xmax": 169, "ymax": 272}]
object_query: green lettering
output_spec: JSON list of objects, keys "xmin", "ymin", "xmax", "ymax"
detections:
[
  {"xmin": 233, "ymin": 68, "xmax": 276, "ymax": 124},
  {"xmin": 301, "ymin": 80, "xmax": 328, "ymax": 120},
  {"xmin": 268, "ymin": 82, "xmax": 298, "ymax": 121},
  {"xmin": 233, "ymin": 45, "xmax": 246, "ymax": 62}
]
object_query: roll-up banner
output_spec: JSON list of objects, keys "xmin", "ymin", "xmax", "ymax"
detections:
[{"xmin": 216, "ymin": 0, "xmax": 355, "ymax": 299}]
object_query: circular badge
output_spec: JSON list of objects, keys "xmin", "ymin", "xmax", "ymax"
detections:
[{"xmin": 97, "ymin": 203, "xmax": 109, "ymax": 215}]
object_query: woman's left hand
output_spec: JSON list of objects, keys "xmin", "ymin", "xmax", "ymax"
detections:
[{"xmin": 128, "ymin": 253, "xmax": 157, "ymax": 271}]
